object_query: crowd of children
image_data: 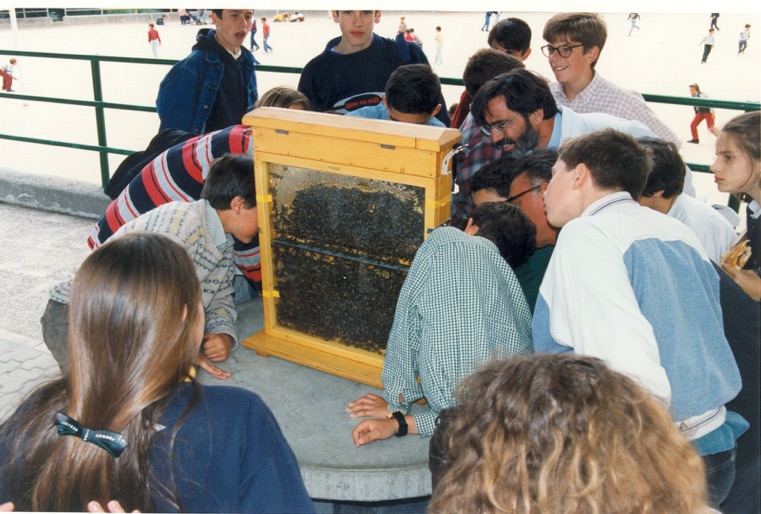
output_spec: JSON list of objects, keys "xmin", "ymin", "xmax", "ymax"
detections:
[{"xmin": 0, "ymin": 9, "xmax": 758, "ymax": 514}]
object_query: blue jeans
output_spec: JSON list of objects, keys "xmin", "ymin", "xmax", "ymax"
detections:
[
  {"xmin": 721, "ymin": 455, "xmax": 760, "ymax": 514},
  {"xmin": 263, "ymin": 36, "xmax": 272, "ymax": 53},
  {"xmin": 704, "ymin": 447, "xmax": 737, "ymax": 508}
]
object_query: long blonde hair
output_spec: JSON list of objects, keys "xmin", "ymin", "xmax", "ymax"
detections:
[
  {"xmin": 429, "ymin": 354, "xmax": 710, "ymax": 514},
  {"xmin": 2, "ymin": 233, "xmax": 202, "ymax": 511}
]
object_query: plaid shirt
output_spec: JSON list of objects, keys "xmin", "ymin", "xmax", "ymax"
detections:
[
  {"xmin": 451, "ymin": 114, "xmax": 502, "ymax": 229},
  {"xmin": 381, "ymin": 227, "xmax": 533, "ymax": 436},
  {"xmin": 550, "ymin": 73, "xmax": 680, "ymax": 146}
]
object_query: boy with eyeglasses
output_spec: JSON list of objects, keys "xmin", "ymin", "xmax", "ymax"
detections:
[{"xmin": 542, "ymin": 13, "xmax": 679, "ymax": 146}]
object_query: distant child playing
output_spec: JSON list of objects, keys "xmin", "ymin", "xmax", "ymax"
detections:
[
  {"xmin": 147, "ymin": 23, "xmax": 161, "ymax": 57},
  {"xmin": 0, "ymin": 58, "xmax": 17, "ymax": 92}
]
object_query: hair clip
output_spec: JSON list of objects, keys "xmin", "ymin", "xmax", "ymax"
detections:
[{"xmin": 54, "ymin": 412, "xmax": 128, "ymax": 458}]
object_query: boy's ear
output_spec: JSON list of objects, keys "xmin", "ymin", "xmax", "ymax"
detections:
[
  {"xmin": 429, "ymin": 104, "xmax": 442, "ymax": 119},
  {"xmin": 230, "ymin": 195, "xmax": 246, "ymax": 212},
  {"xmin": 584, "ymin": 45, "xmax": 600, "ymax": 65},
  {"xmin": 572, "ymin": 163, "xmax": 590, "ymax": 190},
  {"xmin": 464, "ymin": 217, "xmax": 480, "ymax": 236},
  {"xmin": 521, "ymin": 48, "xmax": 532, "ymax": 61}
]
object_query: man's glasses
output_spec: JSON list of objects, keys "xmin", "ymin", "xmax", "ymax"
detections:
[
  {"xmin": 479, "ymin": 117, "xmax": 517, "ymax": 138},
  {"xmin": 541, "ymin": 43, "xmax": 583, "ymax": 58},
  {"xmin": 506, "ymin": 184, "xmax": 543, "ymax": 203}
]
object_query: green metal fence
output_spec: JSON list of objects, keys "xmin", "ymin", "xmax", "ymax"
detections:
[{"xmin": 1, "ymin": 49, "xmax": 759, "ymax": 190}]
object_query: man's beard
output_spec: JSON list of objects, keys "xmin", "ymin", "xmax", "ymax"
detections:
[{"xmin": 494, "ymin": 119, "xmax": 538, "ymax": 158}]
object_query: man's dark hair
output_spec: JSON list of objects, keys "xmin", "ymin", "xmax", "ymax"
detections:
[
  {"xmin": 638, "ymin": 137, "xmax": 685, "ymax": 199},
  {"xmin": 558, "ymin": 130, "xmax": 650, "ymax": 199},
  {"xmin": 543, "ymin": 13, "xmax": 607, "ymax": 69},
  {"xmin": 471, "ymin": 69, "xmax": 558, "ymax": 127},
  {"xmin": 201, "ymin": 154, "xmax": 256, "ymax": 209},
  {"xmin": 462, "ymin": 49, "xmax": 525, "ymax": 97},
  {"xmin": 211, "ymin": 9, "xmax": 223, "ymax": 17},
  {"xmin": 511, "ymin": 149, "xmax": 558, "ymax": 183},
  {"xmin": 488, "ymin": 18, "xmax": 532, "ymax": 54},
  {"xmin": 385, "ymin": 64, "xmax": 441, "ymax": 115},
  {"xmin": 471, "ymin": 155, "xmax": 519, "ymax": 198},
  {"xmin": 470, "ymin": 202, "xmax": 537, "ymax": 269}
]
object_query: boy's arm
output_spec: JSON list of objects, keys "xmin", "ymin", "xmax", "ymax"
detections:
[
  {"xmin": 202, "ymin": 257, "xmax": 238, "ymax": 351},
  {"xmin": 156, "ymin": 64, "xmax": 199, "ymax": 132},
  {"xmin": 380, "ymin": 262, "xmax": 426, "ymax": 414}
]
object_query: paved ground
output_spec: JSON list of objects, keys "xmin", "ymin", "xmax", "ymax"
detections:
[{"xmin": 0, "ymin": 203, "xmax": 91, "ymax": 421}]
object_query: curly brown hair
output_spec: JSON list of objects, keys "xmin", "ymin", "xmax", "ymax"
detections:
[{"xmin": 429, "ymin": 354, "xmax": 710, "ymax": 514}]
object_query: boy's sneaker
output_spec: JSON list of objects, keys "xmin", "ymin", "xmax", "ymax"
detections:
[{"xmin": 687, "ymin": 139, "xmax": 699, "ymax": 144}]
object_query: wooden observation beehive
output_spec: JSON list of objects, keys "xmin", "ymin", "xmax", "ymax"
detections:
[{"xmin": 242, "ymin": 108, "xmax": 461, "ymax": 387}]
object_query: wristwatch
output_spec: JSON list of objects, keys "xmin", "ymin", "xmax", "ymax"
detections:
[{"xmin": 388, "ymin": 411, "xmax": 408, "ymax": 437}]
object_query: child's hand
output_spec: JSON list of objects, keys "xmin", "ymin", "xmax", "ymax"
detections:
[
  {"xmin": 722, "ymin": 265, "xmax": 761, "ymax": 302},
  {"xmin": 87, "ymin": 500, "xmax": 141, "ymax": 513},
  {"xmin": 202, "ymin": 333, "xmax": 233, "ymax": 362},
  {"xmin": 194, "ymin": 352, "xmax": 231, "ymax": 380}
]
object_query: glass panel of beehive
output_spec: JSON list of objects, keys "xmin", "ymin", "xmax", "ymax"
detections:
[{"xmin": 268, "ymin": 164, "xmax": 425, "ymax": 353}]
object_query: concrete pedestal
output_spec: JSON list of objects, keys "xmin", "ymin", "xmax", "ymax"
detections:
[{"xmin": 199, "ymin": 298, "xmax": 433, "ymax": 508}]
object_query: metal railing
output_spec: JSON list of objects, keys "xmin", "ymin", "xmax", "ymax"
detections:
[{"xmin": 1, "ymin": 49, "xmax": 759, "ymax": 189}]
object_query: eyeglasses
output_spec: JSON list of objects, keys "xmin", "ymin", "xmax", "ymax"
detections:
[
  {"xmin": 506, "ymin": 183, "xmax": 543, "ymax": 203},
  {"xmin": 541, "ymin": 43, "xmax": 583, "ymax": 58},
  {"xmin": 480, "ymin": 117, "xmax": 517, "ymax": 138}
]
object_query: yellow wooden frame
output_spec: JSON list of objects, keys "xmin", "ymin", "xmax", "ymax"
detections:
[{"xmin": 242, "ymin": 108, "xmax": 461, "ymax": 387}]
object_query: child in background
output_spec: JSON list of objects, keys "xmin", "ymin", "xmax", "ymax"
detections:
[
  {"xmin": 147, "ymin": 23, "xmax": 161, "ymax": 57},
  {"xmin": 687, "ymin": 83, "xmax": 719, "ymax": 143},
  {"xmin": 0, "ymin": 58, "xmax": 17, "ymax": 92},
  {"xmin": 738, "ymin": 24, "xmax": 751, "ymax": 54}
]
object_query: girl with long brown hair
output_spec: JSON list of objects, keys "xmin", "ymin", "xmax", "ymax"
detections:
[{"xmin": 0, "ymin": 233, "xmax": 313, "ymax": 512}]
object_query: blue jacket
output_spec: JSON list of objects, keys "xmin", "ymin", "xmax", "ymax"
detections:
[{"xmin": 156, "ymin": 29, "xmax": 258, "ymax": 134}]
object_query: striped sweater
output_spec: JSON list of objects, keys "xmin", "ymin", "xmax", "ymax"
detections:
[{"xmin": 87, "ymin": 125, "xmax": 260, "ymax": 284}]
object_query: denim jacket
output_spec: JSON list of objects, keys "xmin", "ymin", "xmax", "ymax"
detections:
[{"xmin": 156, "ymin": 29, "xmax": 258, "ymax": 134}]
